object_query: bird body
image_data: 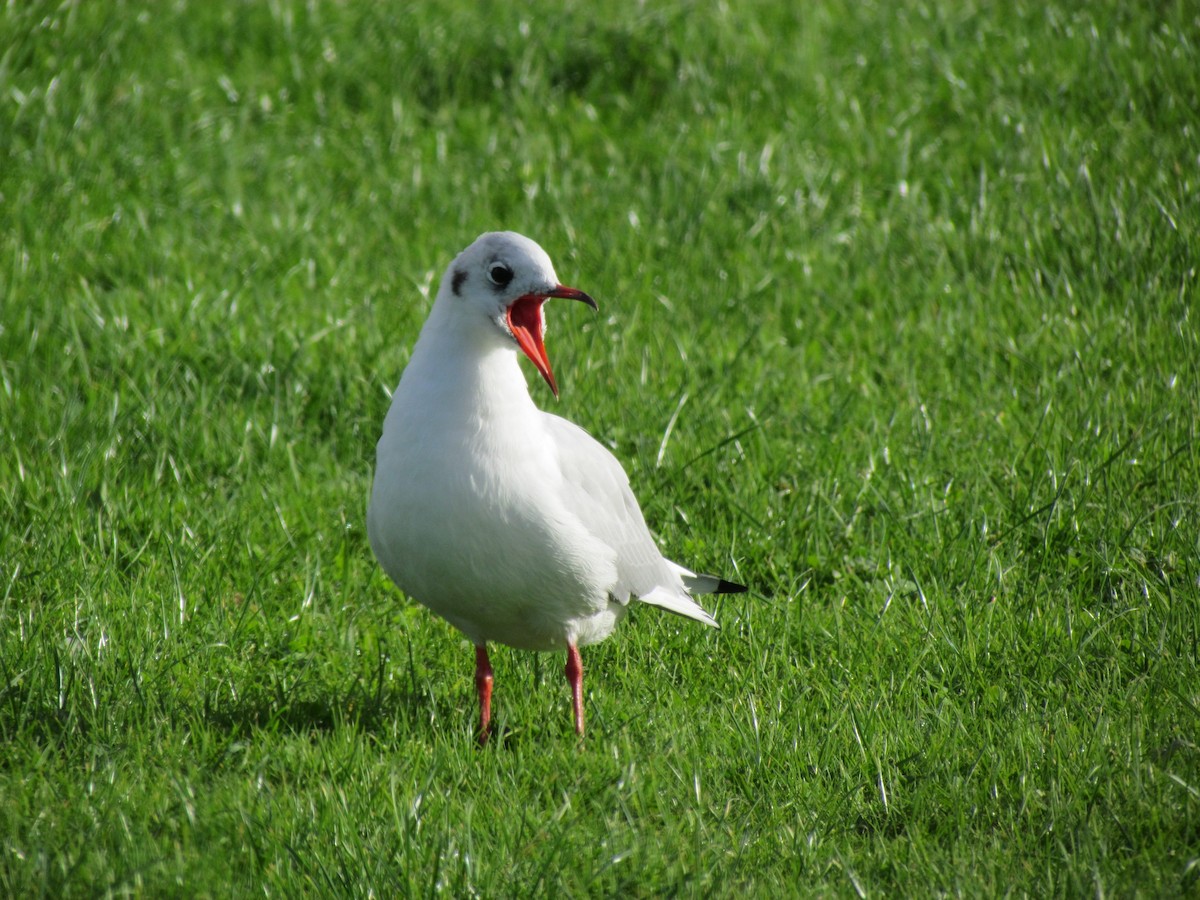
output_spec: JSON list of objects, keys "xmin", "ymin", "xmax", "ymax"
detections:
[
  {"xmin": 370, "ymin": 340, "xmax": 625, "ymax": 652},
  {"xmin": 367, "ymin": 232, "xmax": 743, "ymax": 739}
]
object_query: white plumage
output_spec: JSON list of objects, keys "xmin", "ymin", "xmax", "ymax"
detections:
[{"xmin": 367, "ymin": 231, "xmax": 744, "ymax": 740}]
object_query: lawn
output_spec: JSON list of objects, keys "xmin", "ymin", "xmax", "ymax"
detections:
[{"xmin": 2, "ymin": 0, "xmax": 1198, "ymax": 895}]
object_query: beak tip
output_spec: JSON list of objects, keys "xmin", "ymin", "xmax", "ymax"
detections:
[{"xmin": 551, "ymin": 285, "xmax": 598, "ymax": 311}]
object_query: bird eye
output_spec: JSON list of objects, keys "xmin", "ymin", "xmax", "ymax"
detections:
[{"xmin": 488, "ymin": 263, "xmax": 514, "ymax": 288}]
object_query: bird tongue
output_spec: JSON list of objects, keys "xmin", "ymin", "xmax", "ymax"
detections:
[{"xmin": 507, "ymin": 295, "xmax": 559, "ymax": 397}]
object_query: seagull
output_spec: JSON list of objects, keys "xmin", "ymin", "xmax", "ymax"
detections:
[{"xmin": 367, "ymin": 231, "xmax": 745, "ymax": 742}]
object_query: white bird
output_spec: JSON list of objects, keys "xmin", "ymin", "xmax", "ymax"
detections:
[{"xmin": 367, "ymin": 231, "xmax": 745, "ymax": 741}]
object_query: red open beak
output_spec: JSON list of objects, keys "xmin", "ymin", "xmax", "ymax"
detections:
[{"xmin": 506, "ymin": 285, "xmax": 597, "ymax": 398}]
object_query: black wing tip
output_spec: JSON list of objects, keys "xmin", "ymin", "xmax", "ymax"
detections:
[{"xmin": 715, "ymin": 579, "xmax": 748, "ymax": 594}]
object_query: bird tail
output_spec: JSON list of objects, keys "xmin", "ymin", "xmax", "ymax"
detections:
[
  {"xmin": 670, "ymin": 562, "xmax": 748, "ymax": 596},
  {"xmin": 638, "ymin": 586, "xmax": 719, "ymax": 629},
  {"xmin": 635, "ymin": 562, "xmax": 745, "ymax": 629}
]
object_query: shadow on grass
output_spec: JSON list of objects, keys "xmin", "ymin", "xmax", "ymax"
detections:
[
  {"xmin": 195, "ymin": 668, "xmax": 447, "ymax": 744},
  {"xmin": 0, "ymin": 636, "xmax": 566, "ymax": 756},
  {"xmin": 0, "ymin": 655, "xmax": 445, "ymax": 760}
]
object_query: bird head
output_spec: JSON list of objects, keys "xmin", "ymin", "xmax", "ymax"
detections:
[{"xmin": 438, "ymin": 232, "xmax": 597, "ymax": 398}]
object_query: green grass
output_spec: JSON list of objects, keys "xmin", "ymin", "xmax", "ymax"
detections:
[{"xmin": 2, "ymin": 0, "xmax": 1198, "ymax": 895}]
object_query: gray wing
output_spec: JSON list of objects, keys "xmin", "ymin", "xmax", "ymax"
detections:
[{"xmin": 542, "ymin": 413, "xmax": 717, "ymax": 627}]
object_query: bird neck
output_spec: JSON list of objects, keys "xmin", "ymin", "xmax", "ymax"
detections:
[{"xmin": 401, "ymin": 313, "xmax": 540, "ymax": 425}]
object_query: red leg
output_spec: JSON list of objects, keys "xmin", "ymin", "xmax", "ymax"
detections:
[
  {"xmin": 565, "ymin": 644, "xmax": 584, "ymax": 736},
  {"xmin": 475, "ymin": 644, "xmax": 494, "ymax": 745}
]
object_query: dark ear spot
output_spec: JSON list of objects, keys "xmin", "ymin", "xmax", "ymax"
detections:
[{"xmin": 451, "ymin": 268, "xmax": 467, "ymax": 297}]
